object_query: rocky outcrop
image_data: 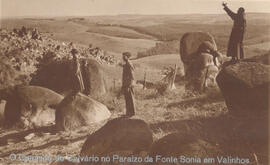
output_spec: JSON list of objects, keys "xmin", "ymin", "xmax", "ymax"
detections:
[
  {"xmin": 80, "ymin": 59, "xmax": 107, "ymax": 97},
  {"xmin": 30, "ymin": 59, "xmax": 73, "ymax": 95},
  {"xmin": 80, "ymin": 118, "xmax": 153, "ymax": 164},
  {"xmin": 180, "ymin": 32, "xmax": 217, "ymax": 66},
  {"xmin": 55, "ymin": 92, "xmax": 111, "ymax": 131},
  {"xmin": 216, "ymin": 62, "xmax": 270, "ymax": 116},
  {"xmin": 180, "ymin": 32, "xmax": 220, "ymax": 91},
  {"xmin": 0, "ymin": 85, "xmax": 63, "ymax": 128},
  {"xmin": 31, "ymin": 58, "xmax": 107, "ymax": 97},
  {"xmin": 149, "ymin": 133, "xmax": 222, "ymax": 165},
  {"xmin": 0, "ymin": 27, "xmax": 116, "ymax": 92}
]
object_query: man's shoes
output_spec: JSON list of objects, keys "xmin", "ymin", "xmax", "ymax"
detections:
[
  {"xmin": 126, "ymin": 113, "xmax": 135, "ymax": 117},
  {"xmin": 230, "ymin": 58, "xmax": 238, "ymax": 64}
]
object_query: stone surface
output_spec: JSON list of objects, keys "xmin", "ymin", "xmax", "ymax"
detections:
[
  {"xmin": 186, "ymin": 52, "xmax": 219, "ymax": 91},
  {"xmin": 80, "ymin": 118, "xmax": 153, "ymax": 164},
  {"xmin": 31, "ymin": 59, "xmax": 107, "ymax": 97},
  {"xmin": 180, "ymin": 32, "xmax": 217, "ymax": 66},
  {"xmin": 81, "ymin": 59, "xmax": 107, "ymax": 97},
  {"xmin": 180, "ymin": 32, "xmax": 219, "ymax": 91},
  {"xmin": 0, "ymin": 85, "xmax": 63, "ymax": 127},
  {"xmin": 149, "ymin": 133, "xmax": 222, "ymax": 165},
  {"xmin": 216, "ymin": 62, "xmax": 270, "ymax": 116},
  {"xmin": 55, "ymin": 92, "xmax": 111, "ymax": 131}
]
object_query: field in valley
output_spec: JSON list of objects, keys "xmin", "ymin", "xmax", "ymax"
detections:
[{"xmin": 1, "ymin": 13, "xmax": 270, "ymax": 58}]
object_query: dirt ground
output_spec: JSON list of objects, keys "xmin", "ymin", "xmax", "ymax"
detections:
[{"xmin": 0, "ymin": 82, "xmax": 268, "ymax": 164}]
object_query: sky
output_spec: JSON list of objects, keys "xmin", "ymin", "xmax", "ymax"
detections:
[{"xmin": 1, "ymin": 0, "xmax": 270, "ymax": 18}]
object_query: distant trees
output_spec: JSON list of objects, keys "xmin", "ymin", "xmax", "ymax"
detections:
[{"xmin": 137, "ymin": 41, "xmax": 179, "ymax": 58}]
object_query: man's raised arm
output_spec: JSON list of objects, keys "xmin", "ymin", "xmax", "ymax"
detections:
[{"xmin": 222, "ymin": 2, "xmax": 236, "ymax": 20}]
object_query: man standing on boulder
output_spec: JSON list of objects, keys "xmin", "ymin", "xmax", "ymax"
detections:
[
  {"xmin": 71, "ymin": 49, "xmax": 85, "ymax": 93},
  {"xmin": 118, "ymin": 52, "xmax": 136, "ymax": 117},
  {"xmin": 223, "ymin": 2, "xmax": 246, "ymax": 61}
]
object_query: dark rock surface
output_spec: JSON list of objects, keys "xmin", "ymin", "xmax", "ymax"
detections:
[{"xmin": 216, "ymin": 62, "xmax": 270, "ymax": 116}]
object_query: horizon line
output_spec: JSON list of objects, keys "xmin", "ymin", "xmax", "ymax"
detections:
[{"xmin": 2, "ymin": 12, "xmax": 270, "ymax": 19}]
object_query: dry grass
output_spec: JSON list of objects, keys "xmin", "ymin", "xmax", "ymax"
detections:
[
  {"xmin": 97, "ymin": 81, "xmax": 267, "ymax": 164},
  {"xmin": 0, "ymin": 78, "xmax": 267, "ymax": 164}
]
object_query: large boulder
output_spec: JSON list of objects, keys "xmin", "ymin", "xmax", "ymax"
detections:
[
  {"xmin": 216, "ymin": 62, "xmax": 270, "ymax": 116},
  {"xmin": 0, "ymin": 85, "xmax": 63, "ymax": 128},
  {"xmin": 180, "ymin": 32, "xmax": 217, "ymax": 67},
  {"xmin": 149, "ymin": 133, "xmax": 222, "ymax": 165},
  {"xmin": 81, "ymin": 59, "xmax": 107, "ymax": 97},
  {"xmin": 80, "ymin": 118, "xmax": 153, "ymax": 164},
  {"xmin": 55, "ymin": 92, "xmax": 111, "ymax": 131},
  {"xmin": 30, "ymin": 59, "xmax": 72, "ymax": 95},
  {"xmin": 180, "ymin": 32, "xmax": 219, "ymax": 91},
  {"xmin": 31, "ymin": 59, "xmax": 107, "ymax": 97},
  {"xmin": 186, "ymin": 52, "xmax": 219, "ymax": 91}
]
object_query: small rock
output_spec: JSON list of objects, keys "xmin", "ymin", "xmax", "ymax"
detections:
[{"xmin": 24, "ymin": 133, "xmax": 36, "ymax": 140}]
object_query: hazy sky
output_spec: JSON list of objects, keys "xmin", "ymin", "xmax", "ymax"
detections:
[{"xmin": 1, "ymin": 0, "xmax": 270, "ymax": 18}]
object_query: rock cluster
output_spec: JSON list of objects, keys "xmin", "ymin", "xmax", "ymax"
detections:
[
  {"xmin": 180, "ymin": 32, "xmax": 225, "ymax": 91},
  {"xmin": 0, "ymin": 27, "xmax": 117, "ymax": 88},
  {"xmin": 88, "ymin": 46, "xmax": 116, "ymax": 65}
]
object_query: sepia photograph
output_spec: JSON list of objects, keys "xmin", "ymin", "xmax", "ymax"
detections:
[{"xmin": 0, "ymin": 0, "xmax": 270, "ymax": 164}]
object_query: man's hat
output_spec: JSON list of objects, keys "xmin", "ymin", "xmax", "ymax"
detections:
[
  {"xmin": 122, "ymin": 52, "xmax": 132, "ymax": 59},
  {"xmin": 71, "ymin": 48, "xmax": 78, "ymax": 54}
]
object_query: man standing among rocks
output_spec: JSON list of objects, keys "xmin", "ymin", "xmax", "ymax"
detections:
[
  {"xmin": 223, "ymin": 2, "xmax": 246, "ymax": 61},
  {"xmin": 71, "ymin": 49, "xmax": 85, "ymax": 93},
  {"xmin": 118, "ymin": 52, "xmax": 136, "ymax": 117},
  {"xmin": 197, "ymin": 41, "xmax": 223, "ymax": 67}
]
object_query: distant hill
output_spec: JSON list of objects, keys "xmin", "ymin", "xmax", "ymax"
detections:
[{"xmin": 1, "ymin": 13, "xmax": 269, "ymax": 58}]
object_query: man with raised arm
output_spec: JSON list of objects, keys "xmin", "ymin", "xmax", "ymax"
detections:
[{"xmin": 222, "ymin": 2, "xmax": 246, "ymax": 61}]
